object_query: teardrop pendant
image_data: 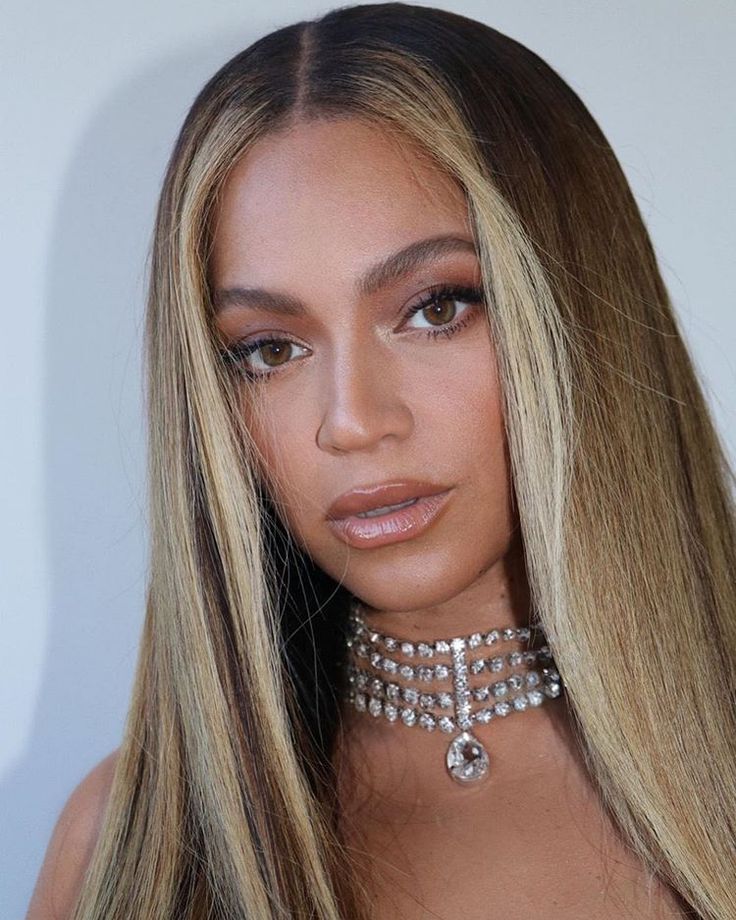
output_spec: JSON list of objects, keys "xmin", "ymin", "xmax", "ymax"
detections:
[{"xmin": 446, "ymin": 731, "xmax": 490, "ymax": 784}]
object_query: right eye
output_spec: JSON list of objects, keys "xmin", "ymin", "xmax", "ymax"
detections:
[{"xmin": 221, "ymin": 336, "xmax": 310, "ymax": 379}]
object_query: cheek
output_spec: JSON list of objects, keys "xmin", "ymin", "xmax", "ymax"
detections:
[
  {"xmin": 242, "ymin": 331, "xmax": 509, "ymax": 551},
  {"xmin": 459, "ymin": 366, "xmax": 507, "ymax": 483},
  {"xmin": 466, "ymin": 356, "xmax": 510, "ymax": 503},
  {"xmin": 243, "ymin": 392, "xmax": 320, "ymax": 539},
  {"xmin": 422, "ymin": 340, "xmax": 512, "ymax": 544},
  {"xmin": 419, "ymin": 335, "xmax": 506, "ymax": 475}
]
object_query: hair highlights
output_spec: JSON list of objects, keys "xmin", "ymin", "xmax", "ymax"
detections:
[{"xmin": 71, "ymin": 5, "xmax": 736, "ymax": 918}]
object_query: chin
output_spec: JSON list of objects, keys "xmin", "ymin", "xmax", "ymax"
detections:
[
  {"xmin": 306, "ymin": 517, "xmax": 511, "ymax": 611},
  {"xmin": 337, "ymin": 557, "xmax": 496, "ymax": 614}
]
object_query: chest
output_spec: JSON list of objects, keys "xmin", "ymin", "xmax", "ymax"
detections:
[
  {"xmin": 340, "ymin": 767, "xmax": 688, "ymax": 919},
  {"xmin": 350, "ymin": 822, "xmax": 687, "ymax": 919}
]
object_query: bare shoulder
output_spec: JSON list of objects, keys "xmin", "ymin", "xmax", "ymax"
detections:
[{"xmin": 26, "ymin": 748, "xmax": 120, "ymax": 920}]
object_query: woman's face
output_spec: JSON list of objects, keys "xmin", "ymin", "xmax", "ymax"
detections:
[{"xmin": 211, "ymin": 117, "xmax": 516, "ymax": 614}]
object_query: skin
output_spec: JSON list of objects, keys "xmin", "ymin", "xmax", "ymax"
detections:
[
  {"xmin": 209, "ymin": 117, "xmax": 688, "ymax": 919},
  {"xmin": 211, "ymin": 117, "xmax": 519, "ymax": 640}
]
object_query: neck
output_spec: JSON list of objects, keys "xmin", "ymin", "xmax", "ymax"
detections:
[
  {"xmin": 335, "ymin": 534, "xmax": 569, "ymax": 805},
  {"xmin": 352, "ymin": 529, "xmax": 533, "ymax": 641}
]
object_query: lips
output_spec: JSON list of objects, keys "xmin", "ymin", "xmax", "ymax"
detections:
[
  {"xmin": 326, "ymin": 480, "xmax": 451, "ymax": 520},
  {"xmin": 325, "ymin": 480, "xmax": 455, "ymax": 550}
]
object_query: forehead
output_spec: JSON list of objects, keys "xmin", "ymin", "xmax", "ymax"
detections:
[{"xmin": 209, "ymin": 117, "xmax": 472, "ymax": 286}]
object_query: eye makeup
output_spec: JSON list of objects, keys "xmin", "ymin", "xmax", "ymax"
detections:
[{"xmin": 219, "ymin": 282, "xmax": 486, "ymax": 380}]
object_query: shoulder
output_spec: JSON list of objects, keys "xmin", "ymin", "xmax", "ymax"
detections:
[{"xmin": 26, "ymin": 748, "xmax": 120, "ymax": 920}]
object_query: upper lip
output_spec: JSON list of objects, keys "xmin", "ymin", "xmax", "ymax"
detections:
[{"xmin": 326, "ymin": 480, "xmax": 451, "ymax": 520}]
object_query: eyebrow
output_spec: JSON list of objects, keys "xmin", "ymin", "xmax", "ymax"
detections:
[{"xmin": 212, "ymin": 234, "xmax": 478, "ymax": 316}]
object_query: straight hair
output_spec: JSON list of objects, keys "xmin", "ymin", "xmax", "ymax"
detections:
[{"xmin": 72, "ymin": 4, "xmax": 736, "ymax": 917}]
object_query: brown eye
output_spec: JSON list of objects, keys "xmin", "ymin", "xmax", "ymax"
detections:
[
  {"xmin": 422, "ymin": 297, "xmax": 458, "ymax": 326},
  {"xmin": 221, "ymin": 336, "xmax": 309, "ymax": 379},
  {"xmin": 401, "ymin": 285, "xmax": 483, "ymax": 340},
  {"xmin": 258, "ymin": 341, "xmax": 293, "ymax": 367}
]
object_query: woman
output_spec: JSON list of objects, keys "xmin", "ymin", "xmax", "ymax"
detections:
[{"xmin": 28, "ymin": 3, "xmax": 736, "ymax": 918}]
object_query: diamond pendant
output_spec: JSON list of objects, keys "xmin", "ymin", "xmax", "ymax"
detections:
[
  {"xmin": 446, "ymin": 731, "xmax": 490, "ymax": 784},
  {"xmin": 345, "ymin": 602, "xmax": 562, "ymax": 787}
]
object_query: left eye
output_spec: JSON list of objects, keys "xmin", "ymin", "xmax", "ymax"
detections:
[
  {"xmin": 404, "ymin": 294, "xmax": 472, "ymax": 329},
  {"xmin": 400, "ymin": 284, "xmax": 485, "ymax": 335}
]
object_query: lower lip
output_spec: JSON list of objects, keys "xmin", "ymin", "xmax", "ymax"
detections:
[{"xmin": 326, "ymin": 489, "xmax": 454, "ymax": 549}]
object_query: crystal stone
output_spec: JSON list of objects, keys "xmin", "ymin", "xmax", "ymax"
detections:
[
  {"xmin": 418, "ymin": 713, "xmax": 436, "ymax": 731},
  {"xmin": 446, "ymin": 731, "xmax": 490, "ymax": 783}
]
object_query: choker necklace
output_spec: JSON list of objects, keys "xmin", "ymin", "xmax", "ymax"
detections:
[{"xmin": 344, "ymin": 598, "xmax": 564, "ymax": 785}]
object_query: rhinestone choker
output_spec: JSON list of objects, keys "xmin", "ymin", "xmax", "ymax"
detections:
[{"xmin": 344, "ymin": 598, "xmax": 564, "ymax": 784}]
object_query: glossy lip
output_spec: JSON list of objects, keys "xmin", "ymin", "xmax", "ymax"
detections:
[
  {"xmin": 325, "ymin": 486, "xmax": 454, "ymax": 549},
  {"xmin": 326, "ymin": 479, "xmax": 452, "ymax": 519}
]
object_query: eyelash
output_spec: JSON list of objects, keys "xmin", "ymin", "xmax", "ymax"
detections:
[{"xmin": 220, "ymin": 283, "xmax": 485, "ymax": 380}]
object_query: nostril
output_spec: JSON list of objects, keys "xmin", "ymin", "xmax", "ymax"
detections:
[{"xmin": 315, "ymin": 371, "xmax": 414, "ymax": 454}]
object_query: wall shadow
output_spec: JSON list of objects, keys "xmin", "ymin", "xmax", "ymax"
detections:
[{"xmin": 0, "ymin": 33, "xmax": 258, "ymax": 917}]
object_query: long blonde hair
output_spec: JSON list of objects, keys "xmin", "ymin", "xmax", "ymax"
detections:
[{"xmin": 72, "ymin": 3, "xmax": 736, "ymax": 917}]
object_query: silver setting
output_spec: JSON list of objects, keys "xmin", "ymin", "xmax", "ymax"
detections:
[{"xmin": 345, "ymin": 598, "xmax": 563, "ymax": 785}]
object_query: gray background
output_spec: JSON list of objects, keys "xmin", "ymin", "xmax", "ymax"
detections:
[{"xmin": 2, "ymin": 1, "xmax": 734, "ymax": 916}]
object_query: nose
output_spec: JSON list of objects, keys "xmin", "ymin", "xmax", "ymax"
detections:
[{"xmin": 315, "ymin": 345, "xmax": 413, "ymax": 454}]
